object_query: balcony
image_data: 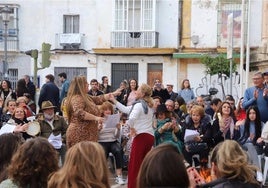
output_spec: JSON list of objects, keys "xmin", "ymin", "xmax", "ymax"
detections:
[
  {"xmin": 55, "ymin": 33, "xmax": 85, "ymax": 50},
  {"xmin": 111, "ymin": 31, "xmax": 159, "ymax": 48},
  {"xmin": 0, "ymin": 29, "xmax": 19, "ymax": 52}
]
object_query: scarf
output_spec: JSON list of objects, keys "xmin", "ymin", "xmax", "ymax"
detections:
[
  {"xmin": 223, "ymin": 116, "xmax": 235, "ymax": 139},
  {"xmin": 129, "ymin": 99, "xmax": 148, "ymax": 115}
]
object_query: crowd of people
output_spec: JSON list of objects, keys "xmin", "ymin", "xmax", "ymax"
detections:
[{"xmin": 0, "ymin": 71, "xmax": 268, "ymax": 187}]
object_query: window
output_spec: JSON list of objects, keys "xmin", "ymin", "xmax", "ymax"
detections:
[
  {"xmin": 0, "ymin": 5, "xmax": 19, "ymax": 51},
  {"xmin": 112, "ymin": 0, "xmax": 158, "ymax": 48},
  {"xmin": 217, "ymin": 0, "xmax": 248, "ymax": 47},
  {"xmin": 8, "ymin": 69, "xmax": 18, "ymax": 90},
  {"xmin": 63, "ymin": 15, "xmax": 80, "ymax": 33},
  {"xmin": 114, "ymin": 0, "xmax": 155, "ymax": 31}
]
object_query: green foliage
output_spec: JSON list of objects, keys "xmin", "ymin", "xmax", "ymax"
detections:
[{"xmin": 200, "ymin": 55, "xmax": 236, "ymax": 77}]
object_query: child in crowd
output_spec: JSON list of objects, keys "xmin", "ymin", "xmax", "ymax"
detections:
[{"xmin": 120, "ymin": 113, "xmax": 132, "ymax": 170}]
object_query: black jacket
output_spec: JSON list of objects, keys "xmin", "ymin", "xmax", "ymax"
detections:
[
  {"xmin": 38, "ymin": 81, "xmax": 59, "ymax": 109},
  {"xmin": 26, "ymin": 81, "xmax": 36, "ymax": 100}
]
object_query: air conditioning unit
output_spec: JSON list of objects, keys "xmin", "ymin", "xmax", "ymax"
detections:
[{"xmin": 59, "ymin": 33, "xmax": 81, "ymax": 49}]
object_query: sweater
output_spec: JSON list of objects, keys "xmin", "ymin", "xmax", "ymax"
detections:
[{"xmin": 115, "ymin": 101, "xmax": 154, "ymax": 136}]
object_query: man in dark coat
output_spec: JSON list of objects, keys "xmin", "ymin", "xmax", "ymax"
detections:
[
  {"xmin": 38, "ymin": 74, "xmax": 59, "ymax": 112},
  {"xmin": 151, "ymin": 79, "xmax": 170, "ymax": 102},
  {"xmin": 24, "ymin": 75, "xmax": 36, "ymax": 100},
  {"xmin": 88, "ymin": 79, "xmax": 104, "ymax": 96}
]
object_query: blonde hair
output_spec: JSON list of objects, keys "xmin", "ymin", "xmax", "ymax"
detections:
[
  {"xmin": 60, "ymin": 97, "xmax": 68, "ymax": 122},
  {"xmin": 3, "ymin": 99, "xmax": 16, "ymax": 113},
  {"xmin": 48, "ymin": 141, "xmax": 110, "ymax": 188},
  {"xmin": 65, "ymin": 76, "xmax": 91, "ymax": 121},
  {"xmin": 16, "ymin": 96, "xmax": 27, "ymax": 105},
  {"xmin": 190, "ymin": 105, "xmax": 205, "ymax": 118},
  {"xmin": 211, "ymin": 140, "xmax": 259, "ymax": 185},
  {"xmin": 139, "ymin": 83, "xmax": 154, "ymax": 108}
]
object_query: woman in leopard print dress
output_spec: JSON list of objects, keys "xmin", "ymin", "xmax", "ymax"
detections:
[{"xmin": 65, "ymin": 76, "xmax": 118, "ymax": 148}]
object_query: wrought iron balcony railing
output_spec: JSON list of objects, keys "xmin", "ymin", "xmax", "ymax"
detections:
[
  {"xmin": 111, "ymin": 31, "xmax": 159, "ymax": 48},
  {"xmin": 0, "ymin": 28, "xmax": 19, "ymax": 52}
]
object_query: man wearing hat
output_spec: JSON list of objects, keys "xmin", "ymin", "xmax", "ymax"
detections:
[
  {"xmin": 37, "ymin": 100, "xmax": 68, "ymax": 165},
  {"xmin": 166, "ymin": 84, "xmax": 178, "ymax": 101}
]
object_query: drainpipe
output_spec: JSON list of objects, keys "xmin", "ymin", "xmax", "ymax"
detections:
[
  {"xmin": 178, "ymin": 0, "xmax": 183, "ymax": 47},
  {"xmin": 239, "ymin": 0, "xmax": 245, "ymax": 98},
  {"xmin": 245, "ymin": 0, "xmax": 251, "ymax": 88}
]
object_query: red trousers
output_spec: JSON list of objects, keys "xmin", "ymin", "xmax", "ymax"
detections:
[{"xmin": 127, "ymin": 133, "xmax": 154, "ymax": 188}]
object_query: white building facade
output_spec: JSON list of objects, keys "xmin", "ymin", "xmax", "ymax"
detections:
[{"xmin": 0, "ymin": 0, "xmax": 265, "ymax": 100}]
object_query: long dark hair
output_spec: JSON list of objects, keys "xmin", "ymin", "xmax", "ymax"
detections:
[
  {"xmin": 217, "ymin": 101, "xmax": 236, "ymax": 120},
  {"xmin": 124, "ymin": 78, "xmax": 138, "ymax": 104},
  {"xmin": 242, "ymin": 106, "xmax": 262, "ymax": 143}
]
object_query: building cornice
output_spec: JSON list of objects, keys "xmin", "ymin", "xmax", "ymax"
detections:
[{"xmin": 92, "ymin": 48, "xmax": 177, "ymax": 55}]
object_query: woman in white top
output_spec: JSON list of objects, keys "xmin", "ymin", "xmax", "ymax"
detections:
[{"xmin": 110, "ymin": 83, "xmax": 154, "ymax": 188}]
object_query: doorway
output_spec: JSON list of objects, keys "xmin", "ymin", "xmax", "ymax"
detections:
[{"xmin": 147, "ymin": 63, "xmax": 162, "ymax": 87}]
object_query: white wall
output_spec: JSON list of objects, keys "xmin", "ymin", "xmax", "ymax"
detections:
[
  {"xmin": 2, "ymin": 0, "xmax": 264, "ymax": 90},
  {"xmin": 249, "ymin": 0, "xmax": 262, "ymax": 45},
  {"xmin": 191, "ymin": 0, "xmax": 218, "ymax": 47},
  {"xmin": 187, "ymin": 63, "xmax": 206, "ymax": 95},
  {"xmin": 157, "ymin": 0, "xmax": 179, "ymax": 48}
]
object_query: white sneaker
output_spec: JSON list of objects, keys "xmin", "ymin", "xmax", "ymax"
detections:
[
  {"xmin": 257, "ymin": 171, "xmax": 263, "ymax": 182},
  {"xmin": 115, "ymin": 176, "xmax": 125, "ymax": 185}
]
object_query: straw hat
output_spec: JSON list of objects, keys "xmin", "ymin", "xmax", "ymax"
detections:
[{"xmin": 41, "ymin": 101, "xmax": 56, "ymax": 110}]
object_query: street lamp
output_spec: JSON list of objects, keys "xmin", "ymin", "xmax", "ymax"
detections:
[{"xmin": 1, "ymin": 5, "xmax": 12, "ymax": 79}]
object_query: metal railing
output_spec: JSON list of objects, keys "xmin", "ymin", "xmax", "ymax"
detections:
[
  {"xmin": 111, "ymin": 31, "xmax": 159, "ymax": 48},
  {"xmin": 0, "ymin": 38, "xmax": 19, "ymax": 52}
]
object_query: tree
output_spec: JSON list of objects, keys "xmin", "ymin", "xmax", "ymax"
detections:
[{"xmin": 200, "ymin": 54, "xmax": 237, "ymax": 98}]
